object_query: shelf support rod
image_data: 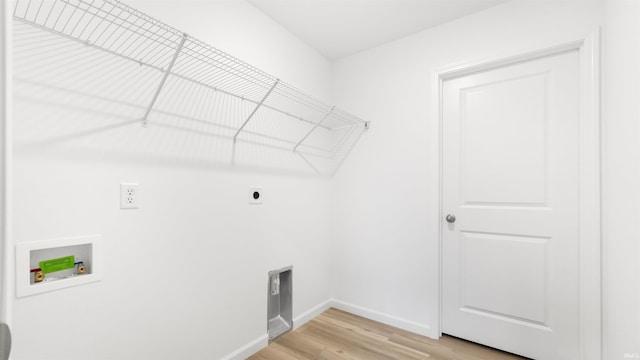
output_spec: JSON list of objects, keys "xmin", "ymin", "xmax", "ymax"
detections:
[
  {"xmin": 233, "ymin": 79, "xmax": 280, "ymax": 142},
  {"xmin": 141, "ymin": 33, "xmax": 188, "ymax": 127},
  {"xmin": 293, "ymin": 106, "xmax": 334, "ymax": 153}
]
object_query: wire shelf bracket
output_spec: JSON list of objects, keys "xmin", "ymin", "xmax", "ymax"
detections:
[
  {"xmin": 293, "ymin": 106, "xmax": 334, "ymax": 153},
  {"xmin": 233, "ymin": 79, "xmax": 280, "ymax": 143},
  {"xmin": 141, "ymin": 32, "xmax": 187, "ymax": 127}
]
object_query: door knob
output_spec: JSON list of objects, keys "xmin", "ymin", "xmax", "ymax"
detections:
[{"xmin": 446, "ymin": 214, "xmax": 456, "ymax": 223}]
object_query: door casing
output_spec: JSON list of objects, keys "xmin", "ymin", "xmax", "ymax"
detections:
[
  {"xmin": 432, "ymin": 31, "xmax": 601, "ymax": 360},
  {"xmin": 1, "ymin": 0, "xmax": 13, "ymax": 330}
]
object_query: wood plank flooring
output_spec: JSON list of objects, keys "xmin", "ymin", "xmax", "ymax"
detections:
[{"xmin": 249, "ymin": 308, "xmax": 527, "ymax": 360}]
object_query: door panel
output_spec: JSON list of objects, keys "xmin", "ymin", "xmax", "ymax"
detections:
[
  {"xmin": 461, "ymin": 74, "xmax": 548, "ymax": 206},
  {"xmin": 460, "ymin": 232, "xmax": 548, "ymax": 325},
  {"xmin": 442, "ymin": 51, "xmax": 580, "ymax": 360}
]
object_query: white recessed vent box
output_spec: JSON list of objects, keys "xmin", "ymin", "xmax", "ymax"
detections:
[
  {"xmin": 16, "ymin": 235, "xmax": 103, "ymax": 297},
  {"xmin": 268, "ymin": 266, "xmax": 292, "ymax": 340}
]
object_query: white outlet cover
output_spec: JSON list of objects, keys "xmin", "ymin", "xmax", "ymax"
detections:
[
  {"xmin": 120, "ymin": 183, "xmax": 139, "ymax": 209},
  {"xmin": 249, "ymin": 186, "xmax": 263, "ymax": 205}
]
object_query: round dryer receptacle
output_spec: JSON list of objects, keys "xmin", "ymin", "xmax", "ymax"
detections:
[{"xmin": 249, "ymin": 186, "xmax": 264, "ymax": 204}]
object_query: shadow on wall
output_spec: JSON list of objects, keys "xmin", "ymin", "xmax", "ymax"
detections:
[{"xmin": 12, "ymin": 17, "xmax": 366, "ymax": 177}]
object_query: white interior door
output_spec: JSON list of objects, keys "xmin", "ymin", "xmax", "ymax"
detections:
[{"xmin": 442, "ymin": 50, "xmax": 580, "ymax": 360}]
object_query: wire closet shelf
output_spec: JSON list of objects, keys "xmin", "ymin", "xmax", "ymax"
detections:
[{"xmin": 13, "ymin": 0, "xmax": 369, "ymax": 176}]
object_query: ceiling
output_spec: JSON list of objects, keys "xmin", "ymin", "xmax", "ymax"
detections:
[{"xmin": 247, "ymin": 0, "xmax": 509, "ymax": 60}]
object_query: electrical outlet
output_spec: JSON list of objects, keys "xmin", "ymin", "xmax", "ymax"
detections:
[{"xmin": 120, "ymin": 183, "xmax": 139, "ymax": 209}]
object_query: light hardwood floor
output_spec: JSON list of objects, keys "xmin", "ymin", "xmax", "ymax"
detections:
[{"xmin": 249, "ymin": 308, "xmax": 527, "ymax": 360}]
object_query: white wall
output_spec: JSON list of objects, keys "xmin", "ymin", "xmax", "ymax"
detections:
[
  {"xmin": 602, "ymin": 0, "xmax": 640, "ymax": 358},
  {"xmin": 10, "ymin": 1, "xmax": 333, "ymax": 359},
  {"xmin": 331, "ymin": 0, "xmax": 602, "ymax": 341}
]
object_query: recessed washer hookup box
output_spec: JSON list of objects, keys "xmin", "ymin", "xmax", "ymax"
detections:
[{"xmin": 268, "ymin": 266, "xmax": 292, "ymax": 340}]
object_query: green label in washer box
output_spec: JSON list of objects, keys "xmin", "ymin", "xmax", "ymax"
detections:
[{"xmin": 39, "ymin": 255, "xmax": 75, "ymax": 274}]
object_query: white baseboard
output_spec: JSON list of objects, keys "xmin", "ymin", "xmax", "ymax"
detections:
[
  {"xmin": 220, "ymin": 333, "xmax": 268, "ymax": 360},
  {"xmin": 222, "ymin": 298, "xmax": 436, "ymax": 359},
  {"xmin": 222, "ymin": 299, "xmax": 332, "ymax": 359},
  {"xmin": 293, "ymin": 299, "xmax": 333, "ymax": 329},
  {"xmin": 330, "ymin": 299, "xmax": 436, "ymax": 338}
]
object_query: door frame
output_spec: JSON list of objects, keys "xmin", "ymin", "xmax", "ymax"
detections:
[
  {"xmin": 432, "ymin": 30, "xmax": 601, "ymax": 360},
  {"xmin": 1, "ymin": 0, "xmax": 13, "ymax": 330}
]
